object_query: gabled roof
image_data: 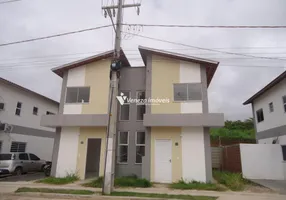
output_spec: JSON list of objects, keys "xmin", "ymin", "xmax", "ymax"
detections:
[
  {"xmin": 0, "ymin": 77, "xmax": 59, "ymax": 105},
  {"xmin": 138, "ymin": 46, "xmax": 219, "ymax": 87},
  {"xmin": 52, "ymin": 49, "xmax": 130, "ymax": 77},
  {"xmin": 243, "ymin": 70, "xmax": 286, "ymax": 105}
]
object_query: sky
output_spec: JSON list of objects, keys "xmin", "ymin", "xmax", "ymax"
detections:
[{"xmin": 0, "ymin": 0, "xmax": 286, "ymax": 120}]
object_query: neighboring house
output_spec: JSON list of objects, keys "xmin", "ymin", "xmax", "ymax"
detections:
[
  {"xmin": 0, "ymin": 77, "xmax": 58, "ymax": 161},
  {"xmin": 243, "ymin": 70, "xmax": 286, "ymax": 145},
  {"xmin": 41, "ymin": 46, "xmax": 224, "ymax": 183}
]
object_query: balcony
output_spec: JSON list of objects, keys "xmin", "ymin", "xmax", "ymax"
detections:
[
  {"xmin": 143, "ymin": 113, "xmax": 224, "ymax": 127},
  {"xmin": 41, "ymin": 114, "xmax": 108, "ymax": 128}
]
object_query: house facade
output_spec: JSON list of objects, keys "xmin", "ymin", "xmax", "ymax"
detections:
[
  {"xmin": 243, "ymin": 70, "xmax": 286, "ymax": 145},
  {"xmin": 41, "ymin": 46, "xmax": 224, "ymax": 183},
  {"xmin": 0, "ymin": 77, "xmax": 58, "ymax": 161}
]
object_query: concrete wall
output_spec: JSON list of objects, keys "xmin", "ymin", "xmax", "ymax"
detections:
[
  {"xmin": 0, "ymin": 80, "xmax": 58, "ymax": 132},
  {"xmin": 181, "ymin": 127, "xmax": 207, "ymax": 182},
  {"xmin": 258, "ymin": 135, "xmax": 286, "ymax": 145},
  {"xmin": 240, "ymin": 144, "xmax": 286, "ymax": 180},
  {"xmin": 0, "ymin": 133, "xmax": 54, "ymax": 161},
  {"xmin": 56, "ymin": 127, "xmax": 80, "ymax": 177},
  {"xmin": 116, "ymin": 66, "xmax": 146, "ymax": 177},
  {"xmin": 253, "ymin": 79, "xmax": 286, "ymax": 133}
]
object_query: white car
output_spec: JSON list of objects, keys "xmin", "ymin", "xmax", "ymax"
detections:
[{"xmin": 0, "ymin": 153, "xmax": 46, "ymax": 175}]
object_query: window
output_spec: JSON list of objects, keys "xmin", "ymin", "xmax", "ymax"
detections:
[
  {"xmin": 135, "ymin": 132, "xmax": 145, "ymax": 164},
  {"xmin": 269, "ymin": 102, "xmax": 274, "ymax": 113},
  {"xmin": 283, "ymin": 95, "xmax": 286, "ymax": 112},
  {"xmin": 256, "ymin": 109, "xmax": 264, "ymax": 123},
  {"xmin": 65, "ymin": 87, "xmax": 90, "ymax": 103},
  {"xmin": 15, "ymin": 102, "xmax": 22, "ymax": 116},
  {"xmin": 118, "ymin": 132, "xmax": 128, "ymax": 163},
  {"xmin": 29, "ymin": 153, "xmax": 40, "ymax": 161},
  {"xmin": 10, "ymin": 142, "xmax": 26, "ymax": 152},
  {"xmin": 282, "ymin": 145, "xmax": 286, "ymax": 161},
  {"xmin": 136, "ymin": 91, "xmax": 146, "ymax": 120},
  {"xmin": 19, "ymin": 153, "xmax": 29, "ymax": 160},
  {"xmin": 173, "ymin": 83, "xmax": 202, "ymax": 101},
  {"xmin": 119, "ymin": 91, "xmax": 130, "ymax": 121},
  {"xmin": 0, "ymin": 141, "xmax": 2, "ymax": 153},
  {"xmin": 33, "ymin": 107, "xmax": 38, "ymax": 115},
  {"xmin": 46, "ymin": 111, "xmax": 55, "ymax": 115}
]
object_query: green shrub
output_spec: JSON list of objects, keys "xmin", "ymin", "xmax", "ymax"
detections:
[
  {"xmin": 83, "ymin": 176, "xmax": 152, "ymax": 188},
  {"xmin": 36, "ymin": 173, "xmax": 79, "ymax": 185},
  {"xmin": 213, "ymin": 171, "xmax": 245, "ymax": 191},
  {"xmin": 170, "ymin": 180, "xmax": 226, "ymax": 191}
]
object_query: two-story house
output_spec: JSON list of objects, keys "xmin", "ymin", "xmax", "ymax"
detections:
[
  {"xmin": 41, "ymin": 46, "xmax": 224, "ymax": 183},
  {"xmin": 0, "ymin": 77, "xmax": 58, "ymax": 161},
  {"xmin": 243, "ymin": 70, "xmax": 286, "ymax": 145}
]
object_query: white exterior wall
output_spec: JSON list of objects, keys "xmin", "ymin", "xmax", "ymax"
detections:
[
  {"xmin": 56, "ymin": 127, "xmax": 80, "ymax": 177},
  {"xmin": 179, "ymin": 61, "xmax": 203, "ymax": 113},
  {"xmin": 240, "ymin": 144, "xmax": 286, "ymax": 180},
  {"xmin": 0, "ymin": 81, "xmax": 58, "ymax": 132},
  {"xmin": 253, "ymin": 79, "xmax": 286, "ymax": 132},
  {"xmin": 63, "ymin": 66, "xmax": 86, "ymax": 115},
  {"xmin": 181, "ymin": 127, "xmax": 206, "ymax": 182},
  {"xmin": 0, "ymin": 133, "xmax": 54, "ymax": 161},
  {"xmin": 258, "ymin": 135, "xmax": 286, "ymax": 145}
]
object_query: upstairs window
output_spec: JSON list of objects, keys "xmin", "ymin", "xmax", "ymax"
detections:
[
  {"xmin": 269, "ymin": 102, "xmax": 274, "ymax": 113},
  {"xmin": 283, "ymin": 95, "xmax": 286, "ymax": 112},
  {"xmin": 256, "ymin": 109, "xmax": 264, "ymax": 123},
  {"xmin": 46, "ymin": 111, "xmax": 55, "ymax": 115},
  {"xmin": 65, "ymin": 87, "xmax": 90, "ymax": 103},
  {"xmin": 119, "ymin": 91, "xmax": 130, "ymax": 121},
  {"xmin": 15, "ymin": 102, "xmax": 22, "ymax": 116},
  {"xmin": 33, "ymin": 107, "xmax": 38, "ymax": 115},
  {"xmin": 282, "ymin": 145, "xmax": 286, "ymax": 161},
  {"xmin": 174, "ymin": 83, "xmax": 202, "ymax": 101},
  {"xmin": 136, "ymin": 91, "xmax": 146, "ymax": 120}
]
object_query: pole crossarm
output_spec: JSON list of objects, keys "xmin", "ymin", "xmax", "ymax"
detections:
[{"xmin": 102, "ymin": 3, "xmax": 141, "ymax": 10}]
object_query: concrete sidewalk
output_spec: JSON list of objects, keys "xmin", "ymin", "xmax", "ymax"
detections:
[{"xmin": 1, "ymin": 181, "xmax": 286, "ymax": 200}]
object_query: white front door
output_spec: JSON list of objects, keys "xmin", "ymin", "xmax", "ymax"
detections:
[{"xmin": 154, "ymin": 139, "xmax": 172, "ymax": 183}]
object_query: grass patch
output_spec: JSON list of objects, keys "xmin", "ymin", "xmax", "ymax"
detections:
[
  {"xmin": 213, "ymin": 170, "xmax": 247, "ymax": 191},
  {"xmin": 170, "ymin": 180, "xmax": 226, "ymax": 191},
  {"xmin": 15, "ymin": 187, "xmax": 94, "ymax": 195},
  {"xmin": 83, "ymin": 175, "xmax": 152, "ymax": 188},
  {"xmin": 110, "ymin": 191, "xmax": 217, "ymax": 200},
  {"xmin": 36, "ymin": 174, "xmax": 79, "ymax": 185}
]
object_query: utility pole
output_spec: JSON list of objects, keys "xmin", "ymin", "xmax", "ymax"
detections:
[{"xmin": 102, "ymin": 0, "xmax": 141, "ymax": 195}]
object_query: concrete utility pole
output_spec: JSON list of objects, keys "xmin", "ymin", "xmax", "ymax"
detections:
[{"xmin": 102, "ymin": 0, "xmax": 141, "ymax": 195}]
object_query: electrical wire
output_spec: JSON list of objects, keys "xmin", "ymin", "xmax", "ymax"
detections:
[
  {"xmin": 122, "ymin": 23, "xmax": 286, "ymax": 29},
  {"xmin": 121, "ymin": 31, "xmax": 286, "ymax": 61},
  {"xmin": 0, "ymin": 25, "xmax": 112, "ymax": 47},
  {"xmin": 0, "ymin": 0, "xmax": 21, "ymax": 5}
]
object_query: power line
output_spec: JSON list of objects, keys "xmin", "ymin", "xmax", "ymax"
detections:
[
  {"xmin": 123, "ymin": 23, "xmax": 286, "ymax": 29},
  {"xmin": 0, "ymin": 25, "xmax": 112, "ymax": 47},
  {"xmin": 122, "ymin": 31, "xmax": 286, "ymax": 61},
  {"xmin": 0, "ymin": 0, "xmax": 21, "ymax": 4}
]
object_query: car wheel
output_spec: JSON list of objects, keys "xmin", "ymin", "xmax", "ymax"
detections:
[{"xmin": 14, "ymin": 167, "xmax": 23, "ymax": 176}]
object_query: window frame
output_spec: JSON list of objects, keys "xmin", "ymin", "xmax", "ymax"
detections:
[
  {"xmin": 117, "ymin": 131, "xmax": 129, "ymax": 164},
  {"xmin": 283, "ymin": 95, "xmax": 286, "ymax": 113},
  {"xmin": 173, "ymin": 83, "xmax": 203, "ymax": 102},
  {"xmin": 33, "ymin": 106, "xmax": 38, "ymax": 115},
  {"xmin": 136, "ymin": 91, "xmax": 146, "ymax": 121},
  {"xmin": 135, "ymin": 131, "xmax": 146, "ymax": 164},
  {"xmin": 65, "ymin": 86, "xmax": 90, "ymax": 104},
  {"xmin": 256, "ymin": 108, "xmax": 264, "ymax": 123},
  {"xmin": 15, "ymin": 102, "xmax": 22, "ymax": 116},
  {"xmin": 119, "ymin": 91, "xmax": 131, "ymax": 121},
  {"xmin": 269, "ymin": 102, "xmax": 274, "ymax": 113},
  {"xmin": 282, "ymin": 145, "xmax": 286, "ymax": 161},
  {"xmin": 10, "ymin": 142, "xmax": 26, "ymax": 153}
]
